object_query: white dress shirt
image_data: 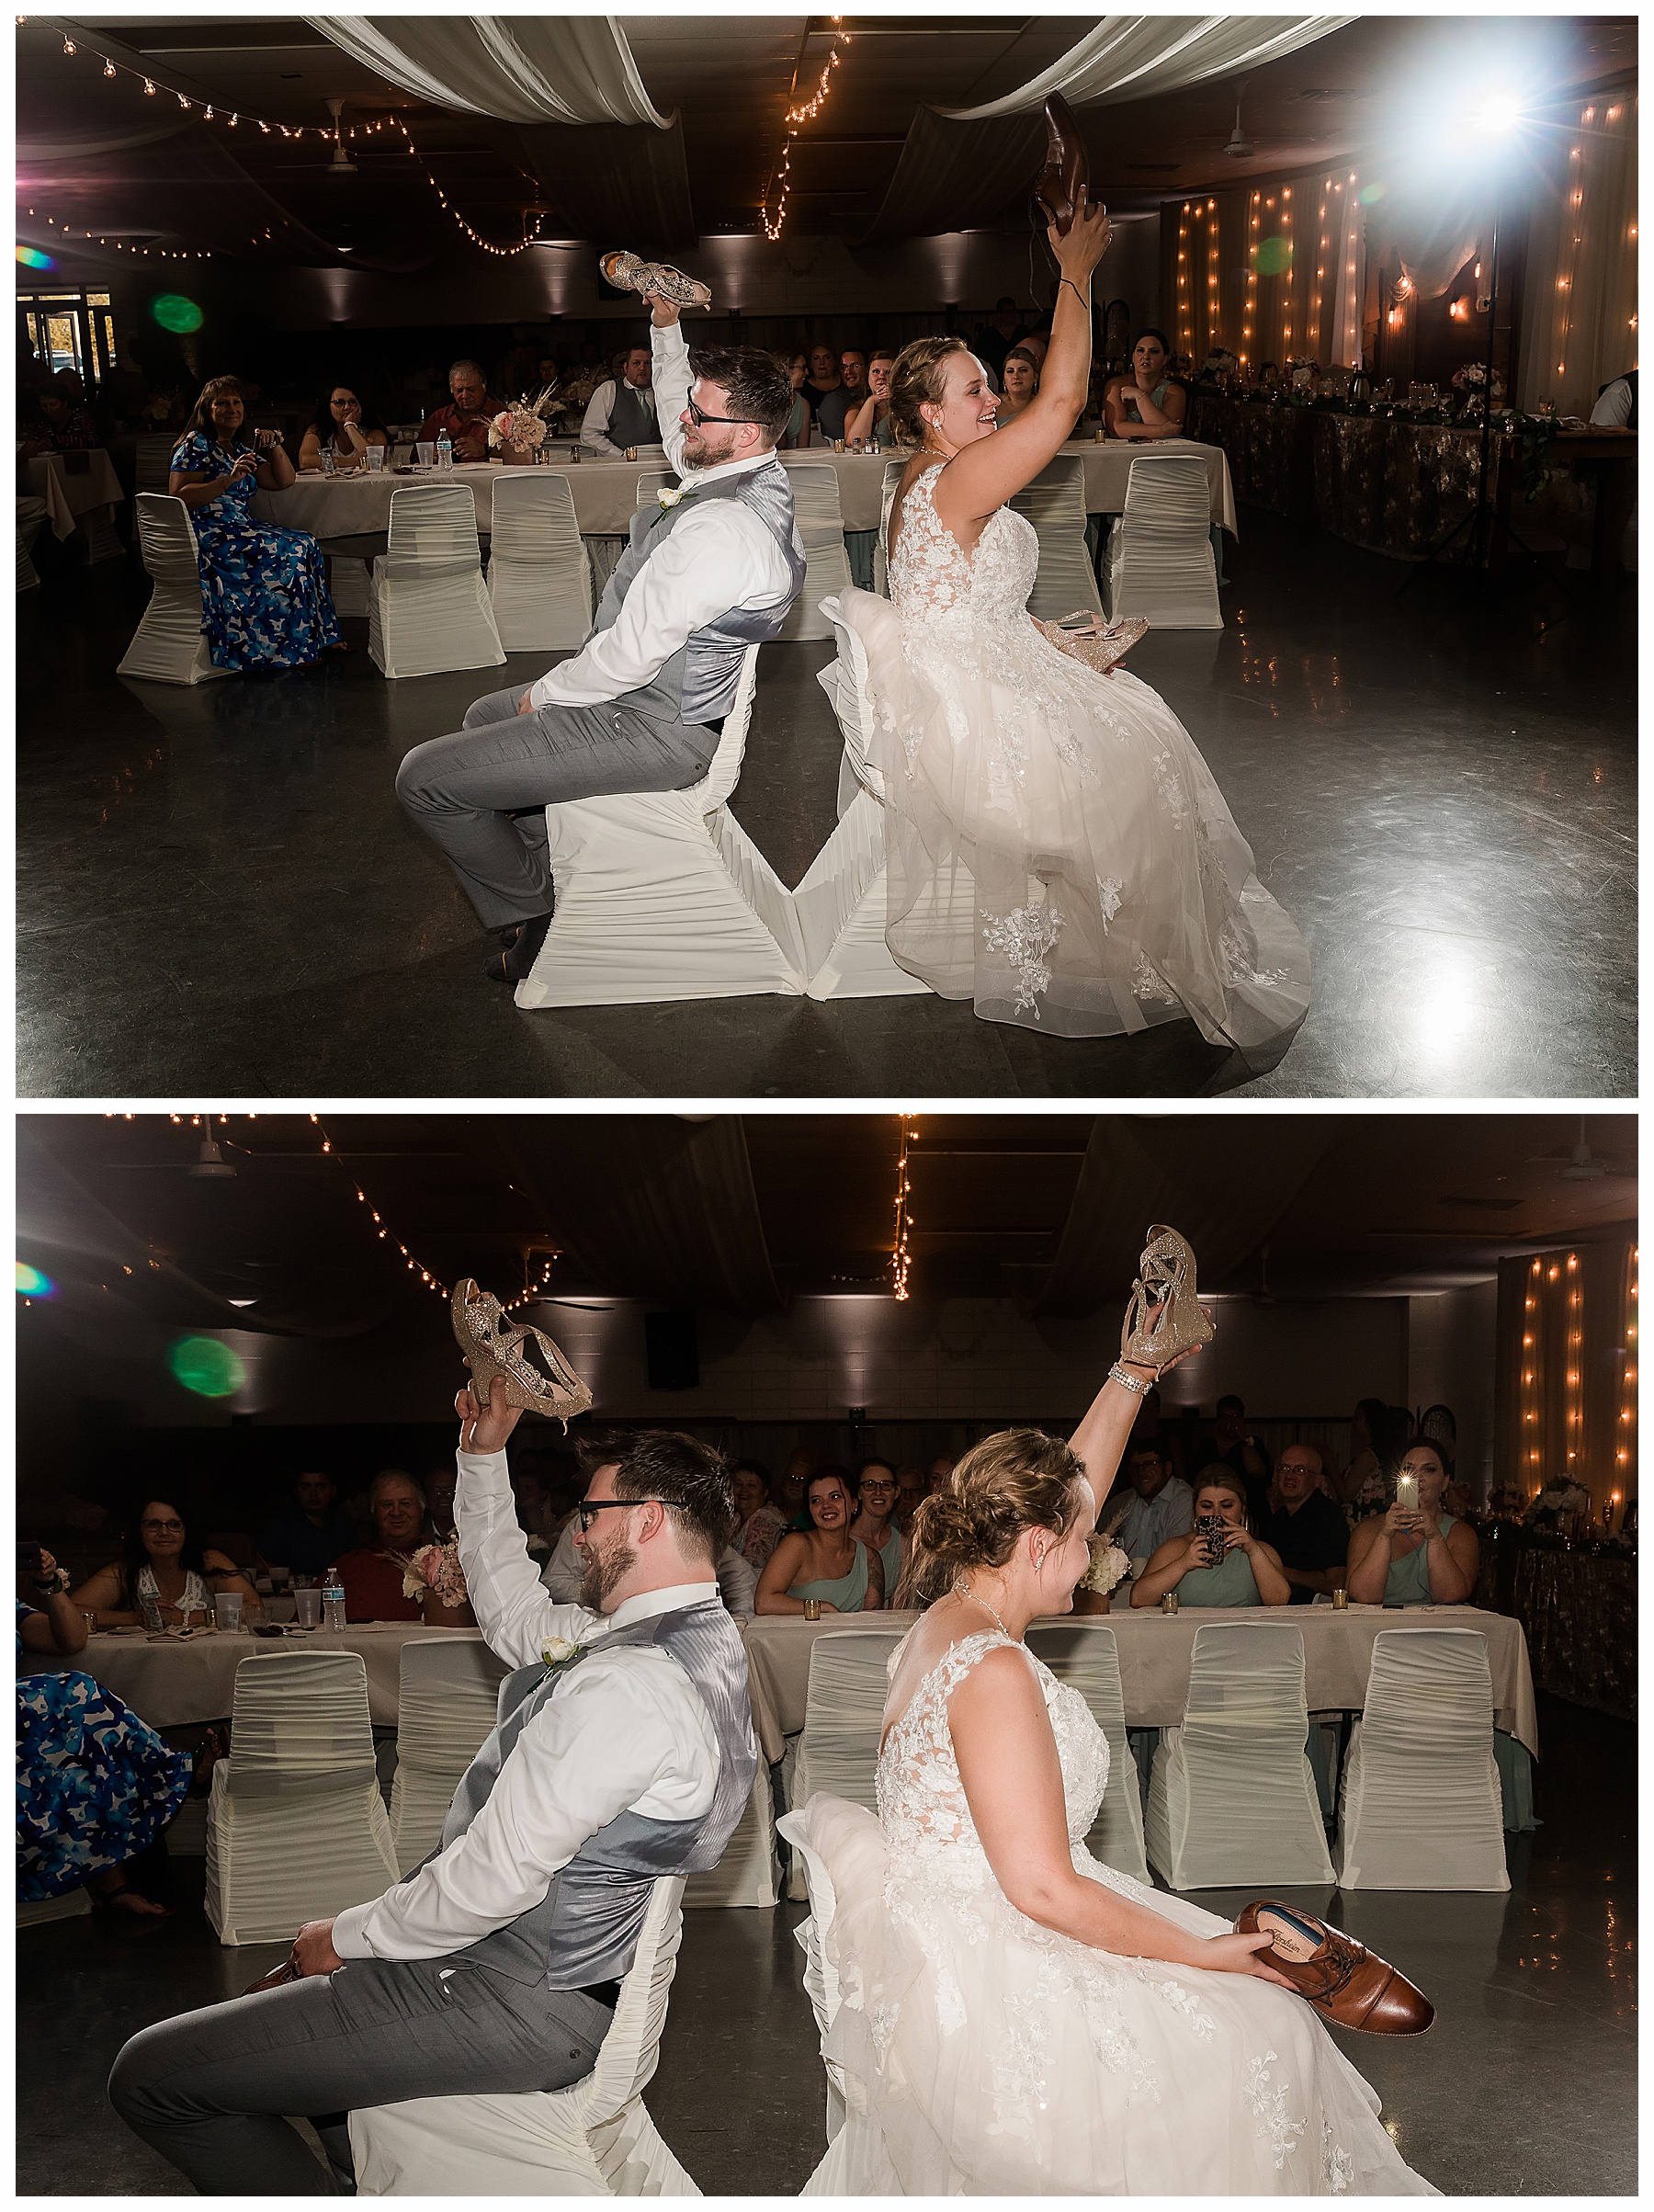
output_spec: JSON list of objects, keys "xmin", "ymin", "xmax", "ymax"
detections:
[
  {"xmin": 528, "ymin": 320, "xmax": 796, "ymax": 714},
  {"xmin": 580, "ymin": 374, "xmax": 659, "ymax": 458},
  {"xmin": 1590, "ymin": 377, "xmax": 1634, "ymax": 427},
  {"xmin": 331, "ymin": 1446, "xmax": 719, "ymax": 1963},
  {"xmin": 540, "ymin": 1523, "xmax": 756, "ymax": 1616},
  {"xmin": 1108, "ymin": 1476, "xmax": 1195, "ymax": 1562}
]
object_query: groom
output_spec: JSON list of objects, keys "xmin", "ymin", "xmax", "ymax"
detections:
[
  {"xmin": 108, "ymin": 1401, "xmax": 758, "ymax": 2195},
  {"xmin": 395, "ymin": 287, "xmax": 807, "ymax": 983}
]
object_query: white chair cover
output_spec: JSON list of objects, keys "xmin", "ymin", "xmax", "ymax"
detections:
[
  {"xmin": 134, "ymin": 434, "xmax": 176, "ymax": 495},
  {"xmin": 204, "ymin": 1650, "xmax": 401, "ymax": 1945},
  {"xmin": 872, "ymin": 458, "xmax": 904, "ymax": 597},
  {"xmin": 350, "ymin": 1875, "xmax": 700, "ymax": 2197},
  {"xmin": 1145, "ymin": 1622, "xmax": 1334, "ymax": 1889},
  {"xmin": 487, "ymin": 471, "xmax": 594, "ymax": 651},
  {"xmin": 116, "ymin": 493, "xmax": 229, "ymax": 686},
  {"xmin": 16, "ymin": 493, "xmax": 47, "ymax": 592},
  {"xmin": 635, "ymin": 470, "xmax": 676, "ymax": 512},
  {"xmin": 776, "ymin": 461, "xmax": 851, "ymax": 642},
  {"xmin": 1336, "ymin": 1629, "xmax": 1510, "ymax": 1893},
  {"xmin": 1103, "ymin": 452, "xmax": 1224, "ymax": 630},
  {"xmin": 514, "ymin": 641, "xmax": 807, "ymax": 1008},
  {"xmin": 794, "ymin": 593, "xmax": 935, "ymax": 1002},
  {"xmin": 683, "ymin": 1766, "xmax": 777, "ymax": 1910},
  {"xmin": 17, "ymin": 1889, "xmax": 92, "ymax": 1929},
  {"xmin": 1025, "ymin": 1622, "xmax": 1150, "ymax": 1884},
  {"xmin": 326, "ymin": 555, "xmax": 373, "ymax": 619},
  {"xmin": 787, "ymin": 1627, "xmax": 906, "ymax": 1900},
  {"xmin": 387, "ymin": 1638, "xmax": 509, "ymax": 1877},
  {"xmin": 369, "ymin": 482, "xmax": 505, "ymax": 678},
  {"xmin": 1009, "ymin": 457, "xmax": 1103, "ymax": 620}
]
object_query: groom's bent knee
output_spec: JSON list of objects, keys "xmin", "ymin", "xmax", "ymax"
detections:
[{"xmin": 108, "ymin": 2015, "xmax": 186, "ymax": 2131}]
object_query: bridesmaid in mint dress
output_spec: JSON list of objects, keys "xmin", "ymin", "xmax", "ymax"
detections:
[
  {"xmin": 1128, "ymin": 1469, "xmax": 1292, "ymax": 1608},
  {"xmin": 755, "ymin": 1470, "xmax": 885, "ymax": 1614}
]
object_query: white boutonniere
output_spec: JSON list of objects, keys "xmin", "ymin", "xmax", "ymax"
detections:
[
  {"xmin": 540, "ymin": 1635, "xmax": 588, "ymax": 1676},
  {"xmin": 657, "ymin": 483, "xmax": 693, "ymax": 511}
]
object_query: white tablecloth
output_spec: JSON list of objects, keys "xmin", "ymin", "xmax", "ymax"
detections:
[
  {"xmin": 24, "ymin": 448, "xmax": 124, "ymax": 541},
  {"xmin": 741, "ymin": 1603, "xmax": 1537, "ymax": 1764},
  {"xmin": 28, "ymin": 1623, "xmax": 502, "ymax": 1729},
  {"xmin": 251, "ymin": 440, "xmax": 1238, "ymax": 542}
]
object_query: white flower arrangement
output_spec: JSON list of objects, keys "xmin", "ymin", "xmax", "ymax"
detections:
[
  {"xmin": 1079, "ymin": 1536, "xmax": 1131, "ymax": 1596},
  {"xmin": 401, "ymin": 1539, "xmax": 469, "ymax": 1608},
  {"xmin": 488, "ymin": 388, "xmax": 556, "ymax": 452}
]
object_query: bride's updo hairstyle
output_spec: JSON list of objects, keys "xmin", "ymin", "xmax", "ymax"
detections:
[
  {"xmin": 887, "ymin": 335, "xmax": 972, "ymax": 450},
  {"xmin": 895, "ymin": 1428, "xmax": 1085, "ymax": 1609}
]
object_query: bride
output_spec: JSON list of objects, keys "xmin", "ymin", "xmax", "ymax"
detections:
[
  {"xmin": 847, "ymin": 204, "xmax": 1310, "ymax": 1065},
  {"xmin": 779, "ymin": 1292, "xmax": 1436, "ymax": 2195}
]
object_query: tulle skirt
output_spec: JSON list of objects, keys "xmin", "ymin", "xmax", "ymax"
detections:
[{"xmin": 784, "ymin": 1795, "xmax": 1439, "ymax": 2197}]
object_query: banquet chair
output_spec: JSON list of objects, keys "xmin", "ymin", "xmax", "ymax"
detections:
[
  {"xmin": 794, "ymin": 590, "xmax": 963, "ymax": 1001},
  {"xmin": 116, "ymin": 494, "xmax": 231, "ymax": 686},
  {"xmin": 17, "ymin": 494, "xmax": 48, "ymax": 592},
  {"xmin": 787, "ymin": 1627, "xmax": 906, "ymax": 1899},
  {"xmin": 871, "ymin": 459, "xmax": 904, "ymax": 596},
  {"xmin": 1025, "ymin": 1623, "xmax": 1150, "ymax": 1883},
  {"xmin": 635, "ymin": 469, "xmax": 676, "ymax": 512},
  {"xmin": 1335, "ymin": 1629, "xmax": 1510, "ymax": 1892},
  {"xmin": 1103, "ymin": 452, "xmax": 1224, "ymax": 630},
  {"xmin": 134, "ymin": 434, "xmax": 176, "ymax": 495},
  {"xmin": 1145, "ymin": 1622, "xmax": 1334, "ymax": 1889},
  {"xmin": 514, "ymin": 641, "xmax": 808, "ymax": 1009},
  {"xmin": 368, "ymin": 482, "xmax": 504, "ymax": 679},
  {"xmin": 324, "ymin": 556, "xmax": 373, "ymax": 619},
  {"xmin": 1010, "ymin": 458, "xmax": 1104, "ymax": 621},
  {"xmin": 487, "ymin": 472, "xmax": 594, "ymax": 651},
  {"xmin": 776, "ymin": 461, "xmax": 851, "ymax": 641},
  {"xmin": 683, "ymin": 1766, "xmax": 779, "ymax": 1910},
  {"xmin": 204, "ymin": 1650, "xmax": 401, "ymax": 1945},
  {"xmin": 387, "ymin": 1638, "xmax": 510, "ymax": 1877},
  {"xmin": 350, "ymin": 1875, "xmax": 699, "ymax": 2196}
]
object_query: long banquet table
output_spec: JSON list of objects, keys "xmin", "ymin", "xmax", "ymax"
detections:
[
  {"xmin": 24, "ymin": 447, "xmax": 126, "ymax": 557},
  {"xmin": 741, "ymin": 1603, "xmax": 1538, "ymax": 1766}
]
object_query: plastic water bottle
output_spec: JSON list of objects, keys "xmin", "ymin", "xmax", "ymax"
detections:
[
  {"xmin": 323, "ymin": 1571, "xmax": 346, "ymax": 1632},
  {"xmin": 436, "ymin": 430, "xmax": 453, "ymax": 472}
]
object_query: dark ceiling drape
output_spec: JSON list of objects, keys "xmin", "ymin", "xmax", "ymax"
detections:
[{"xmin": 516, "ymin": 117, "xmax": 697, "ymax": 253}]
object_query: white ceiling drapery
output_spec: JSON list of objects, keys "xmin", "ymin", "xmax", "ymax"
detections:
[
  {"xmin": 864, "ymin": 13, "xmax": 1355, "ymax": 244},
  {"xmin": 307, "ymin": 15, "xmax": 671, "ymax": 128}
]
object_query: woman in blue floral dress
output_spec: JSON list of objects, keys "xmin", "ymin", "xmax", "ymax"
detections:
[
  {"xmin": 17, "ymin": 1558, "xmax": 197, "ymax": 1914},
  {"xmin": 168, "ymin": 374, "xmax": 342, "ymax": 671}
]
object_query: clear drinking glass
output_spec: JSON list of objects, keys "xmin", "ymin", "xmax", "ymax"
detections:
[
  {"xmin": 294, "ymin": 1587, "xmax": 323, "ymax": 1629},
  {"xmin": 213, "ymin": 1592, "xmax": 244, "ymax": 1633},
  {"xmin": 415, "ymin": 441, "xmax": 435, "ymax": 471},
  {"xmin": 367, "ymin": 444, "xmax": 385, "ymax": 472},
  {"xmin": 139, "ymin": 1589, "xmax": 164, "ymax": 1632}
]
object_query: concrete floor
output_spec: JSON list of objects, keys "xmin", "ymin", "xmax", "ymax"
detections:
[
  {"xmin": 16, "ymin": 1693, "xmax": 1635, "ymax": 2196},
  {"xmin": 16, "ymin": 516, "xmax": 1635, "ymax": 1100}
]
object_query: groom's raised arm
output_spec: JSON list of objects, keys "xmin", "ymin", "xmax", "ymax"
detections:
[
  {"xmin": 455, "ymin": 1444, "xmax": 593, "ymax": 1667},
  {"xmin": 651, "ymin": 307, "xmax": 693, "ymax": 477}
]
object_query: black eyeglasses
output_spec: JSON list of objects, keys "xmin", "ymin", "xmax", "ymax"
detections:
[
  {"xmin": 685, "ymin": 397, "xmax": 759, "ymax": 428},
  {"xmin": 575, "ymin": 1498, "xmax": 672, "ymax": 1533}
]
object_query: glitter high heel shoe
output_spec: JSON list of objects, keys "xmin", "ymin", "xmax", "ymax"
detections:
[
  {"xmin": 1119, "ymin": 1225, "xmax": 1216, "ymax": 1375},
  {"xmin": 451, "ymin": 1279, "xmax": 594, "ymax": 1427},
  {"xmin": 600, "ymin": 249, "xmax": 711, "ymax": 312}
]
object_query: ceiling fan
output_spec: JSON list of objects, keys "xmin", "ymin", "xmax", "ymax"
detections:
[
  {"xmin": 1224, "ymin": 80, "xmax": 1254, "ymax": 160},
  {"xmin": 1529, "ymin": 1117, "xmax": 1631, "ymax": 1183}
]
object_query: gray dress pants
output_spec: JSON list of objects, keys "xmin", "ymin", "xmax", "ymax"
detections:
[
  {"xmin": 108, "ymin": 1952, "xmax": 612, "ymax": 2195},
  {"xmin": 395, "ymin": 682, "xmax": 720, "ymax": 931}
]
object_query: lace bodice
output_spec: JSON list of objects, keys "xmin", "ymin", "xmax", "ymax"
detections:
[
  {"xmin": 888, "ymin": 461, "xmax": 1041, "ymax": 641},
  {"xmin": 877, "ymin": 1629, "xmax": 1108, "ymax": 1889}
]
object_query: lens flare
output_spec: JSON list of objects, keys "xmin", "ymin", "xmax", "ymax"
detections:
[
  {"xmin": 168, "ymin": 1336, "xmax": 245, "ymax": 1398},
  {"xmin": 16, "ymin": 245, "xmax": 55, "ymax": 271},
  {"xmin": 151, "ymin": 293, "xmax": 204, "ymax": 335},
  {"xmin": 16, "ymin": 1262, "xmax": 55, "ymax": 1297}
]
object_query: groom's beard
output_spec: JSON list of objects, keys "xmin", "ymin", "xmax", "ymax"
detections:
[
  {"xmin": 579, "ymin": 1533, "xmax": 635, "ymax": 1612},
  {"xmin": 681, "ymin": 424, "xmax": 740, "ymax": 471}
]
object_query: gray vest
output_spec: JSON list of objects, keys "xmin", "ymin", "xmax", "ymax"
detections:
[
  {"xmin": 432, "ymin": 1599, "xmax": 757, "ymax": 1991},
  {"xmin": 591, "ymin": 458, "xmax": 806, "ymax": 727},
  {"xmin": 605, "ymin": 380, "xmax": 659, "ymax": 448}
]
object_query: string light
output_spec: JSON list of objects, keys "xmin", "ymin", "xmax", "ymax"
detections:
[
  {"xmin": 762, "ymin": 17, "xmax": 851, "ymax": 241},
  {"xmin": 1522, "ymin": 1258, "xmax": 1543, "ymax": 1488},
  {"xmin": 309, "ymin": 1114, "xmax": 449, "ymax": 1299},
  {"xmin": 503, "ymin": 1255, "xmax": 561, "ymax": 1312},
  {"xmin": 890, "ymin": 1115, "xmax": 918, "ymax": 1301},
  {"xmin": 1615, "ymin": 1247, "xmax": 1637, "ymax": 1514},
  {"xmin": 20, "ymin": 208, "xmax": 209, "ymax": 258}
]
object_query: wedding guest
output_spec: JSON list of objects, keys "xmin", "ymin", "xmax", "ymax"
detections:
[
  {"xmin": 776, "ymin": 1444, "xmax": 817, "ymax": 1526},
  {"xmin": 1591, "ymin": 369, "xmax": 1637, "ymax": 427},
  {"xmin": 1105, "ymin": 1443, "xmax": 1194, "ymax": 1560},
  {"xmin": 327, "ymin": 1471, "xmax": 429, "ymax": 1622},
  {"xmin": 1130, "ymin": 1469, "xmax": 1291, "ymax": 1607},
  {"xmin": 255, "ymin": 1470, "xmax": 359, "ymax": 1580},
  {"xmin": 1105, "ymin": 330, "xmax": 1187, "ymax": 440},
  {"xmin": 995, "ymin": 346, "xmax": 1039, "ymax": 425},
  {"xmin": 1189, "ymin": 1393, "xmax": 1272, "ymax": 1527},
  {"xmin": 892, "ymin": 1463, "xmax": 926, "ymax": 1531},
  {"xmin": 509, "ymin": 1463, "xmax": 565, "ymax": 1549},
  {"xmin": 1335, "ymin": 1397, "xmax": 1387, "ymax": 1507},
  {"xmin": 1127, "ymin": 1384, "xmax": 1185, "ymax": 1483},
  {"xmin": 840, "ymin": 348, "xmax": 869, "ymax": 405},
  {"xmin": 755, "ymin": 1470, "xmax": 884, "ymax": 1614},
  {"xmin": 925, "ymin": 1453, "xmax": 957, "ymax": 1499},
  {"xmin": 846, "ymin": 349, "xmax": 899, "ymax": 447},
  {"xmin": 167, "ymin": 377, "xmax": 342, "ymax": 670},
  {"xmin": 1020, "ymin": 332, "xmax": 1049, "ymax": 373},
  {"xmin": 71, "ymin": 1498, "xmax": 260, "ymax": 1628},
  {"xmin": 973, "ymin": 295, "xmax": 1029, "ymax": 381},
  {"xmin": 1260, "ymin": 1444, "xmax": 1349, "ymax": 1602},
  {"xmin": 425, "ymin": 1466, "xmax": 459, "ymax": 1542},
  {"xmin": 298, "ymin": 384, "xmax": 389, "ymax": 473},
  {"xmin": 847, "ymin": 1458, "xmax": 904, "ymax": 1596},
  {"xmin": 1344, "ymin": 1438, "xmax": 1478, "ymax": 1605},
  {"xmin": 417, "ymin": 359, "xmax": 493, "ymax": 461},
  {"xmin": 780, "ymin": 351, "xmax": 813, "ymax": 448},
  {"xmin": 731, "ymin": 1458, "xmax": 787, "ymax": 1571},
  {"xmin": 805, "ymin": 343, "xmax": 853, "ymax": 441},
  {"xmin": 499, "ymin": 324, "xmax": 541, "ymax": 396},
  {"xmin": 18, "ymin": 377, "xmax": 99, "ymax": 456},
  {"xmin": 581, "ymin": 342, "xmax": 659, "ymax": 456}
]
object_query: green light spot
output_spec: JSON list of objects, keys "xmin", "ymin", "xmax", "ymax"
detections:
[
  {"xmin": 168, "ymin": 1336, "xmax": 245, "ymax": 1398},
  {"xmin": 16, "ymin": 1262, "xmax": 54, "ymax": 1296},
  {"xmin": 151, "ymin": 293, "xmax": 204, "ymax": 335},
  {"xmin": 16, "ymin": 246, "xmax": 55, "ymax": 272},
  {"xmin": 1358, "ymin": 182, "xmax": 1386, "ymax": 207},
  {"xmin": 1254, "ymin": 235, "xmax": 1292, "ymax": 277}
]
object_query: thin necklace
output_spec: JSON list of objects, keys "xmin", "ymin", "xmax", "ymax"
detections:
[{"xmin": 952, "ymin": 1575, "xmax": 1013, "ymax": 1639}]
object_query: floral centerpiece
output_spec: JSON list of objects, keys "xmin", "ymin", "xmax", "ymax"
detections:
[
  {"xmin": 402, "ymin": 1539, "xmax": 474, "ymax": 1623},
  {"xmin": 1077, "ymin": 1534, "xmax": 1131, "ymax": 1611},
  {"xmin": 488, "ymin": 388, "xmax": 557, "ymax": 463},
  {"xmin": 1524, "ymin": 1480, "xmax": 1592, "ymax": 1534}
]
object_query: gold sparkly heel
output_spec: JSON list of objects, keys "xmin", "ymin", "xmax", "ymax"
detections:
[
  {"xmin": 1119, "ymin": 1225, "xmax": 1215, "ymax": 1375},
  {"xmin": 599, "ymin": 249, "xmax": 711, "ymax": 311},
  {"xmin": 452, "ymin": 1279, "xmax": 594, "ymax": 1428}
]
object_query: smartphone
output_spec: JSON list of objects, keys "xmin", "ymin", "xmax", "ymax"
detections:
[
  {"xmin": 17, "ymin": 1542, "xmax": 43, "ymax": 1577},
  {"xmin": 1395, "ymin": 1473, "xmax": 1419, "ymax": 1515},
  {"xmin": 1195, "ymin": 1512, "xmax": 1226, "ymax": 1562}
]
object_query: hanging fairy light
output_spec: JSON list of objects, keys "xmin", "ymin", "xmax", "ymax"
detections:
[
  {"xmin": 1615, "ymin": 1246, "xmax": 1637, "ymax": 1520},
  {"xmin": 309, "ymin": 1114, "xmax": 448, "ymax": 1299},
  {"xmin": 890, "ymin": 1116, "xmax": 918, "ymax": 1301},
  {"xmin": 761, "ymin": 17, "xmax": 851, "ymax": 241},
  {"xmin": 20, "ymin": 208, "xmax": 210, "ymax": 259},
  {"xmin": 1565, "ymin": 1252, "xmax": 1582, "ymax": 1473},
  {"xmin": 1522, "ymin": 1256, "xmax": 1542, "ymax": 1491},
  {"xmin": 503, "ymin": 1254, "xmax": 561, "ymax": 1312}
]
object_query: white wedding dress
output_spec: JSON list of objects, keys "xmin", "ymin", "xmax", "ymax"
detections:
[
  {"xmin": 782, "ymin": 1630, "xmax": 1437, "ymax": 2196},
  {"xmin": 848, "ymin": 463, "xmax": 1310, "ymax": 1061}
]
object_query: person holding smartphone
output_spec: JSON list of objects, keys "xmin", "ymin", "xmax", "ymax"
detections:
[
  {"xmin": 1129, "ymin": 1469, "xmax": 1291, "ymax": 1607},
  {"xmin": 1344, "ymin": 1440, "xmax": 1478, "ymax": 1606},
  {"xmin": 167, "ymin": 374, "xmax": 343, "ymax": 669}
]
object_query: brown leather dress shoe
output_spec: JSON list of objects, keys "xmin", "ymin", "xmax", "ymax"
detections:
[
  {"xmin": 1236, "ymin": 1901, "xmax": 1435, "ymax": 2035},
  {"xmin": 1033, "ymin": 92, "xmax": 1093, "ymax": 237}
]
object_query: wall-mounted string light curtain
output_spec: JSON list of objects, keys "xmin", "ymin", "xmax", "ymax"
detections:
[
  {"xmin": 1162, "ymin": 162, "xmax": 1367, "ymax": 369},
  {"xmin": 1517, "ymin": 85, "xmax": 1637, "ymax": 414},
  {"xmin": 1495, "ymin": 1241, "xmax": 1637, "ymax": 1517}
]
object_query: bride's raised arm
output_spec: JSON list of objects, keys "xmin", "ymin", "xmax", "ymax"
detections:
[{"xmin": 933, "ymin": 203, "xmax": 1112, "ymax": 535}]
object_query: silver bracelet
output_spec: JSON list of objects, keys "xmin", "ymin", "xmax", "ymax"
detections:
[{"xmin": 1108, "ymin": 1362, "xmax": 1152, "ymax": 1397}]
